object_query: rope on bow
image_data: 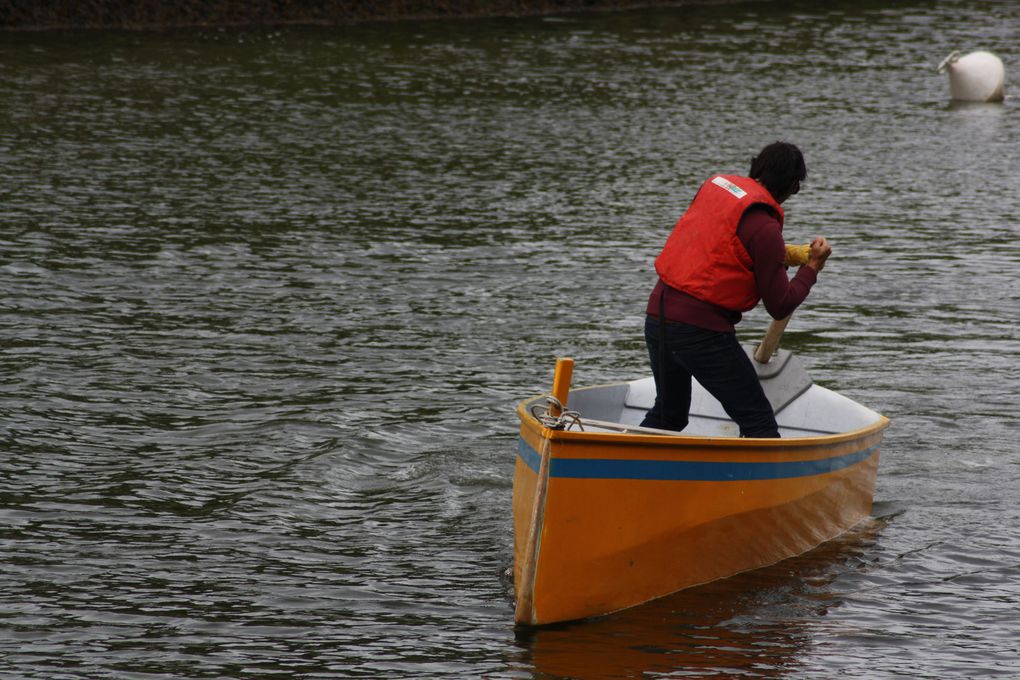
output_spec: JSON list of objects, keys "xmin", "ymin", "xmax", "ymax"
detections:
[{"xmin": 530, "ymin": 396, "xmax": 584, "ymax": 431}]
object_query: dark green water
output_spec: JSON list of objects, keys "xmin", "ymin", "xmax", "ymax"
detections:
[{"xmin": 1, "ymin": 1, "xmax": 1019, "ymax": 677}]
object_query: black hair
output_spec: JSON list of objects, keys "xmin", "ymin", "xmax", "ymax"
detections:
[{"xmin": 749, "ymin": 141, "xmax": 807, "ymax": 200}]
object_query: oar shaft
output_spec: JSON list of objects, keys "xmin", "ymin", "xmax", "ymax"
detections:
[{"xmin": 754, "ymin": 315, "xmax": 791, "ymax": 364}]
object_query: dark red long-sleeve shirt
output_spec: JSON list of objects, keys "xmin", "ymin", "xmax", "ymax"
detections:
[{"xmin": 646, "ymin": 206, "xmax": 818, "ymax": 332}]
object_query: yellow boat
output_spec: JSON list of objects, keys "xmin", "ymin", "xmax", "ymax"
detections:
[{"xmin": 513, "ymin": 341, "xmax": 890, "ymax": 627}]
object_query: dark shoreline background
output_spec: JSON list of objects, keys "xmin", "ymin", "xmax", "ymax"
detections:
[{"xmin": 1, "ymin": 0, "xmax": 756, "ymax": 31}]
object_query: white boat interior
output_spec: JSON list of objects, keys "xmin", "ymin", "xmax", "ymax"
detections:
[{"xmin": 563, "ymin": 348, "xmax": 885, "ymax": 438}]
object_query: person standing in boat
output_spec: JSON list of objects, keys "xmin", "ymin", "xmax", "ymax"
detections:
[{"xmin": 641, "ymin": 141, "xmax": 831, "ymax": 437}]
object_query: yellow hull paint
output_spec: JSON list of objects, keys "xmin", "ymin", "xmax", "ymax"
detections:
[{"xmin": 513, "ymin": 396, "xmax": 889, "ymax": 626}]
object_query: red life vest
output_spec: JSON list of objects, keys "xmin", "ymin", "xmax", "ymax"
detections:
[{"xmin": 655, "ymin": 174, "xmax": 784, "ymax": 312}]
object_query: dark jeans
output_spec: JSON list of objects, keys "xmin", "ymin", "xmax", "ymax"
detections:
[{"xmin": 640, "ymin": 317, "xmax": 780, "ymax": 438}]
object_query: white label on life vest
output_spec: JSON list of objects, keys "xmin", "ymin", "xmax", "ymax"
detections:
[{"xmin": 711, "ymin": 176, "xmax": 747, "ymax": 199}]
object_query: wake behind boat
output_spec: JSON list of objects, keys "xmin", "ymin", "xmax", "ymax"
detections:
[{"xmin": 512, "ymin": 342, "xmax": 889, "ymax": 626}]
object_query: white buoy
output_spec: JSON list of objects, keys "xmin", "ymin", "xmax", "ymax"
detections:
[{"xmin": 937, "ymin": 50, "xmax": 1006, "ymax": 102}]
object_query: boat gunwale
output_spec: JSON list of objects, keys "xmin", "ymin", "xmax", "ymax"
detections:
[{"xmin": 517, "ymin": 390, "xmax": 891, "ymax": 451}]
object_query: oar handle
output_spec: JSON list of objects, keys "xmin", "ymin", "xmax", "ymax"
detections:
[
  {"xmin": 784, "ymin": 243, "xmax": 811, "ymax": 266},
  {"xmin": 754, "ymin": 315, "xmax": 791, "ymax": 364}
]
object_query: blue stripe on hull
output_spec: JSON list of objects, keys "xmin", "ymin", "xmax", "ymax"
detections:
[{"xmin": 517, "ymin": 437, "xmax": 876, "ymax": 481}]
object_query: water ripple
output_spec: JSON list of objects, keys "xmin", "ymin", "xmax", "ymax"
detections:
[{"xmin": 2, "ymin": 2, "xmax": 1020, "ymax": 678}]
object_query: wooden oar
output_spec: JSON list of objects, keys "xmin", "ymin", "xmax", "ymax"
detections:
[
  {"xmin": 753, "ymin": 242, "xmax": 814, "ymax": 364},
  {"xmin": 754, "ymin": 314, "xmax": 791, "ymax": 364}
]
